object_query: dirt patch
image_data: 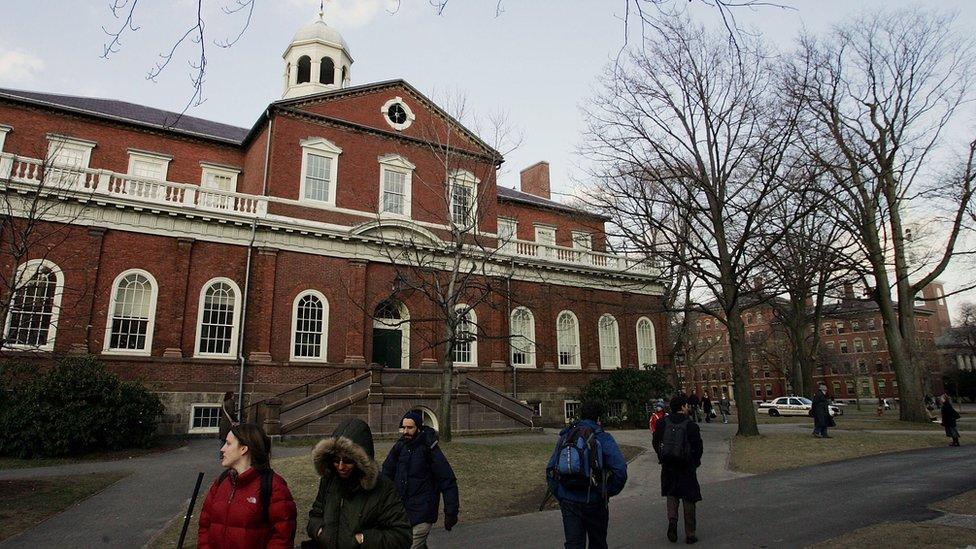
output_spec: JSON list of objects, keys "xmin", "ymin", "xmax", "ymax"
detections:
[
  {"xmin": 930, "ymin": 488, "xmax": 976, "ymax": 516},
  {"xmin": 0, "ymin": 472, "xmax": 129, "ymax": 542},
  {"xmin": 0, "ymin": 440, "xmax": 185, "ymax": 471},
  {"xmin": 812, "ymin": 522, "xmax": 976, "ymax": 548}
]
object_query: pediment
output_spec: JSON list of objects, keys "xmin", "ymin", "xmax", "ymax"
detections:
[{"xmin": 351, "ymin": 219, "xmax": 442, "ymax": 246}]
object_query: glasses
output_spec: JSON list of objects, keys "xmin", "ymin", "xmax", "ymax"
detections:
[{"xmin": 332, "ymin": 457, "xmax": 355, "ymax": 466}]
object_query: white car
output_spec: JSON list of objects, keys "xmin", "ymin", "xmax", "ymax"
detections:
[{"xmin": 759, "ymin": 397, "xmax": 843, "ymax": 417}]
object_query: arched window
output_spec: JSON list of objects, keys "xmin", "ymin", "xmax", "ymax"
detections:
[
  {"xmin": 297, "ymin": 55, "xmax": 311, "ymax": 84},
  {"xmin": 598, "ymin": 314, "xmax": 620, "ymax": 369},
  {"xmin": 453, "ymin": 304, "xmax": 477, "ymax": 366},
  {"xmin": 319, "ymin": 57, "xmax": 335, "ymax": 85},
  {"xmin": 556, "ymin": 310, "xmax": 580, "ymax": 369},
  {"xmin": 4, "ymin": 259, "xmax": 63, "ymax": 350},
  {"xmin": 510, "ymin": 307, "xmax": 535, "ymax": 367},
  {"xmin": 745, "ymin": 313, "xmax": 753, "ymax": 325},
  {"xmin": 292, "ymin": 291, "xmax": 328, "ymax": 361},
  {"xmin": 195, "ymin": 278, "xmax": 241, "ymax": 357},
  {"xmin": 104, "ymin": 270, "xmax": 157, "ymax": 353},
  {"xmin": 637, "ymin": 316, "xmax": 657, "ymax": 366}
]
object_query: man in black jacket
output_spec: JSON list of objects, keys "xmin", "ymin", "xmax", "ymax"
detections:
[
  {"xmin": 652, "ymin": 395, "xmax": 704, "ymax": 544},
  {"xmin": 382, "ymin": 410, "xmax": 460, "ymax": 549},
  {"xmin": 811, "ymin": 385, "xmax": 832, "ymax": 438}
]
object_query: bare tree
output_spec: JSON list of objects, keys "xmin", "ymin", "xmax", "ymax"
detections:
[
  {"xmin": 580, "ymin": 14, "xmax": 805, "ymax": 436},
  {"xmin": 785, "ymin": 9, "xmax": 976, "ymax": 422}
]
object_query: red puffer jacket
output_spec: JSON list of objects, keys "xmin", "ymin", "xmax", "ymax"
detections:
[{"xmin": 198, "ymin": 467, "xmax": 297, "ymax": 549}]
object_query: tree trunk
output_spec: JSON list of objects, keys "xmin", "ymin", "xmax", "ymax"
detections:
[{"xmin": 728, "ymin": 311, "xmax": 759, "ymax": 436}]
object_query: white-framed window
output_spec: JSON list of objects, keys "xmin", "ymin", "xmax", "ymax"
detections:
[
  {"xmin": 556, "ymin": 310, "xmax": 581, "ymax": 369},
  {"xmin": 381, "ymin": 96, "xmax": 416, "ymax": 131},
  {"xmin": 46, "ymin": 135, "xmax": 95, "ymax": 169},
  {"xmin": 103, "ymin": 269, "xmax": 158, "ymax": 355},
  {"xmin": 453, "ymin": 304, "xmax": 477, "ymax": 366},
  {"xmin": 188, "ymin": 404, "xmax": 221, "ymax": 434},
  {"xmin": 498, "ymin": 218, "xmax": 517, "ymax": 246},
  {"xmin": 127, "ymin": 150, "xmax": 171, "ymax": 181},
  {"xmin": 300, "ymin": 137, "xmax": 342, "ymax": 205},
  {"xmin": 0, "ymin": 124, "xmax": 11, "ymax": 152},
  {"xmin": 449, "ymin": 169, "xmax": 479, "ymax": 229},
  {"xmin": 598, "ymin": 314, "xmax": 620, "ymax": 369},
  {"xmin": 291, "ymin": 290, "xmax": 329, "ymax": 361},
  {"xmin": 636, "ymin": 316, "xmax": 657, "ymax": 366},
  {"xmin": 564, "ymin": 400, "xmax": 581, "ymax": 423},
  {"xmin": 378, "ymin": 154, "xmax": 415, "ymax": 217},
  {"xmin": 765, "ymin": 384, "xmax": 773, "ymax": 397},
  {"xmin": 535, "ymin": 225, "xmax": 556, "ymax": 246},
  {"xmin": 853, "ymin": 339, "xmax": 864, "ymax": 353},
  {"xmin": 3, "ymin": 259, "xmax": 63, "ymax": 351},
  {"xmin": 195, "ymin": 278, "xmax": 242, "ymax": 358},
  {"xmin": 510, "ymin": 306, "xmax": 536, "ymax": 368},
  {"xmin": 571, "ymin": 231, "xmax": 592, "ymax": 251},
  {"xmin": 200, "ymin": 163, "xmax": 241, "ymax": 193}
]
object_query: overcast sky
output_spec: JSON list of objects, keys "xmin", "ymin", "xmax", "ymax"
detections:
[{"xmin": 2, "ymin": 0, "xmax": 976, "ymax": 312}]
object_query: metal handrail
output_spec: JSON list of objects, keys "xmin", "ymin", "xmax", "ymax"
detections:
[{"xmin": 242, "ymin": 366, "xmax": 360, "ymax": 421}]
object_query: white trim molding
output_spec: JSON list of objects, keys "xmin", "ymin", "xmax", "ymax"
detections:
[
  {"xmin": 188, "ymin": 403, "xmax": 222, "ymax": 434},
  {"xmin": 0, "ymin": 124, "xmax": 11, "ymax": 152},
  {"xmin": 377, "ymin": 153, "xmax": 415, "ymax": 219},
  {"xmin": 127, "ymin": 150, "xmax": 172, "ymax": 181},
  {"xmin": 449, "ymin": 169, "xmax": 480, "ymax": 230},
  {"xmin": 102, "ymin": 269, "xmax": 159, "ymax": 356},
  {"xmin": 200, "ymin": 162, "xmax": 242, "ymax": 193},
  {"xmin": 46, "ymin": 134, "xmax": 95, "ymax": 168},
  {"xmin": 299, "ymin": 137, "xmax": 343, "ymax": 206},
  {"xmin": 3, "ymin": 259, "xmax": 64, "ymax": 351},
  {"xmin": 380, "ymin": 96, "xmax": 416, "ymax": 131},
  {"xmin": 510, "ymin": 306, "xmax": 536, "ymax": 368},
  {"xmin": 453, "ymin": 303, "xmax": 478, "ymax": 367},
  {"xmin": 290, "ymin": 289, "xmax": 329, "ymax": 362},
  {"xmin": 556, "ymin": 309, "xmax": 581, "ymax": 369}
]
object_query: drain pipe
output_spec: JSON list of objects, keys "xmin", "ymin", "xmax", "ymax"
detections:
[
  {"xmin": 507, "ymin": 257, "xmax": 516, "ymax": 399},
  {"xmin": 237, "ymin": 110, "xmax": 274, "ymax": 419}
]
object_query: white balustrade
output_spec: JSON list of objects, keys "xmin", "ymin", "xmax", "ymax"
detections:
[{"xmin": 504, "ymin": 237, "xmax": 658, "ymax": 277}]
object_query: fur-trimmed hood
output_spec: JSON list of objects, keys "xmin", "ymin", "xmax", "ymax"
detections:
[{"xmin": 312, "ymin": 419, "xmax": 380, "ymax": 491}]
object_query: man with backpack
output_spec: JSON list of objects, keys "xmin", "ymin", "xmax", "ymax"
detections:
[
  {"xmin": 652, "ymin": 395, "xmax": 704, "ymax": 544},
  {"xmin": 546, "ymin": 401, "xmax": 628, "ymax": 549},
  {"xmin": 381, "ymin": 410, "xmax": 459, "ymax": 549}
]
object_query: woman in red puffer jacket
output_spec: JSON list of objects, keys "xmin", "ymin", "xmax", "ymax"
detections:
[{"xmin": 199, "ymin": 423, "xmax": 297, "ymax": 548}]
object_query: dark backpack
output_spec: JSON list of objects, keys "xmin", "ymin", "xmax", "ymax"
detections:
[
  {"xmin": 553, "ymin": 423, "xmax": 605, "ymax": 495},
  {"xmin": 659, "ymin": 417, "xmax": 691, "ymax": 466},
  {"xmin": 218, "ymin": 468, "xmax": 274, "ymax": 523}
]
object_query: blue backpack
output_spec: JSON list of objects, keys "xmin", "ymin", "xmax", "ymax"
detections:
[{"xmin": 554, "ymin": 423, "xmax": 606, "ymax": 496}]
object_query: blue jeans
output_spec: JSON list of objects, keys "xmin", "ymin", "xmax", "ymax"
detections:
[{"xmin": 559, "ymin": 500, "xmax": 609, "ymax": 549}]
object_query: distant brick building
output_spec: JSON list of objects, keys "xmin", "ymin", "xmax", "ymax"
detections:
[
  {"xmin": 0, "ymin": 13, "xmax": 665, "ymax": 434},
  {"xmin": 681, "ymin": 283, "xmax": 949, "ymax": 403}
]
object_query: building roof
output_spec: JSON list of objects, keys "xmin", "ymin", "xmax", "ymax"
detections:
[
  {"xmin": 822, "ymin": 299, "xmax": 933, "ymax": 317},
  {"xmin": 0, "ymin": 87, "xmax": 249, "ymax": 144},
  {"xmin": 496, "ymin": 185, "xmax": 608, "ymax": 221},
  {"xmin": 290, "ymin": 15, "xmax": 350, "ymax": 55}
]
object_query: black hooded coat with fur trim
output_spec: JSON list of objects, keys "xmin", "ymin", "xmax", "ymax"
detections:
[{"xmin": 305, "ymin": 419, "xmax": 410, "ymax": 549}]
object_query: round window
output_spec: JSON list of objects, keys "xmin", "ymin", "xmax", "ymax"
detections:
[
  {"xmin": 381, "ymin": 97, "xmax": 415, "ymax": 130},
  {"xmin": 387, "ymin": 103, "xmax": 408, "ymax": 125}
]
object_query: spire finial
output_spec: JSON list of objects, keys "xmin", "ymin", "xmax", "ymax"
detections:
[{"xmin": 318, "ymin": 0, "xmax": 325, "ymax": 20}]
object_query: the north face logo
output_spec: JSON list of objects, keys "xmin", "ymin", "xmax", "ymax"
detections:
[{"xmin": 246, "ymin": 496, "xmax": 257, "ymax": 504}]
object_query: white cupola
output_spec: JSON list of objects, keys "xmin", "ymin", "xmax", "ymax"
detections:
[{"xmin": 282, "ymin": 8, "xmax": 353, "ymax": 99}]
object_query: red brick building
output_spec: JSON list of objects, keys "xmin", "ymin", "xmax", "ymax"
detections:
[
  {"xmin": 681, "ymin": 283, "xmax": 949, "ymax": 404},
  {"xmin": 0, "ymin": 15, "xmax": 664, "ymax": 434}
]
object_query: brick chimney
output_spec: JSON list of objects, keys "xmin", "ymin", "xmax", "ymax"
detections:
[{"xmin": 520, "ymin": 161, "xmax": 550, "ymax": 199}]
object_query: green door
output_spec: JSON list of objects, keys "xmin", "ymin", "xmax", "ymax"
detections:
[{"xmin": 372, "ymin": 328, "xmax": 402, "ymax": 368}]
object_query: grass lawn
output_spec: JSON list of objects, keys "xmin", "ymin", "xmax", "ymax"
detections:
[
  {"xmin": 0, "ymin": 472, "xmax": 129, "ymax": 542},
  {"xmin": 732, "ymin": 407, "xmax": 948, "ymax": 431},
  {"xmin": 150, "ymin": 441, "xmax": 644, "ymax": 548},
  {"xmin": 0, "ymin": 441, "xmax": 185, "ymax": 471},
  {"xmin": 815, "ymin": 489, "xmax": 976, "ymax": 548},
  {"xmin": 730, "ymin": 432, "xmax": 957, "ymax": 474}
]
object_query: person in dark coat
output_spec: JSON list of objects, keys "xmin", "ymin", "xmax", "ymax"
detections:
[
  {"xmin": 941, "ymin": 394, "xmax": 961, "ymax": 447},
  {"xmin": 652, "ymin": 395, "xmax": 704, "ymax": 544},
  {"xmin": 305, "ymin": 418, "xmax": 411, "ymax": 549},
  {"xmin": 687, "ymin": 393, "xmax": 701, "ymax": 423},
  {"xmin": 811, "ymin": 385, "xmax": 832, "ymax": 438},
  {"xmin": 701, "ymin": 394, "xmax": 713, "ymax": 424},
  {"xmin": 546, "ymin": 401, "xmax": 628, "ymax": 549},
  {"xmin": 381, "ymin": 410, "xmax": 460, "ymax": 549}
]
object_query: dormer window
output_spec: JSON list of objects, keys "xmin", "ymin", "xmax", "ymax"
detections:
[
  {"xmin": 127, "ymin": 149, "xmax": 172, "ymax": 181},
  {"xmin": 300, "ymin": 137, "xmax": 342, "ymax": 206},
  {"xmin": 378, "ymin": 154, "xmax": 415, "ymax": 218},
  {"xmin": 200, "ymin": 163, "xmax": 241, "ymax": 193}
]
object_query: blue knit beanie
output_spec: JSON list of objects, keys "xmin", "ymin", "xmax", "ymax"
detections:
[{"xmin": 401, "ymin": 410, "xmax": 424, "ymax": 428}]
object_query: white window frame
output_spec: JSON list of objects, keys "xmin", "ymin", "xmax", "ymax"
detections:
[
  {"xmin": 194, "ymin": 277, "xmax": 242, "ymax": 358},
  {"xmin": 200, "ymin": 162, "xmax": 241, "ymax": 193},
  {"xmin": 102, "ymin": 269, "xmax": 158, "ymax": 356},
  {"xmin": 497, "ymin": 217, "xmax": 517, "ymax": 247},
  {"xmin": 636, "ymin": 316, "xmax": 657, "ymax": 366},
  {"xmin": 380, "ymin": 96, "xmax": 416, "ymax": 131},
  {"xmin": 377, "ymin": 154, "xmax": 415, "ymax": 218},
  {"xmin": 571, "ymin": 231, "xmax": 592, "ymax": 251},
  {"xmin": 299, "ymin": 137, "xmax": 342, "ymax": 206},
  {"xmin": 564, "ymin": 399, "xmax": 581, "ymax": 423},
  {"xmin": 453, "ymin": 304, "xmax": 478, "ymax": 367},
  {"xmin": 449, "ymin": 169, "xmax": 479, "ymax": 229},
  {"xmin": 534, "ymin": 225, "xmax": 557, "ymax": 246},
  {"xmin": 46, "ymin": 135, "xmax": 95, "ymax": 168},
  {"xmin": 0, "ymin": 124, "xmax": 11, "ymax": 152},
  {"xmin": 290, "ymin": 290, "xmax": 329, "ymax": 362},
  {"xmin": 3, "ymin": 259, "xmax": 64, "ymax": 351},
  {"xmin": 510, "ymin": 306, "xmax": 536, "ymax": 368},
  {"xmin": 188, "ymin": 403, "xmax": 222, "ymax": 434},
  {"xmin": 598, "ymin": 314, "xmax": 621, "ymax": 369},
  {"xmin": 126, "ymin": 149, "xmax": 172, "ymax": 181},
  {"xmin": 556, "ymin": 310, "xmax": 581, "ymax": 369}
]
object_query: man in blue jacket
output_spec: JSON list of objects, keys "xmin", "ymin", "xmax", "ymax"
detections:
[
  {"xmin": 546, "ymin": 401, "xmax": 628, "ymax": 549},
  {"xmin": 381, "ymin": 410, "xmax": 459, "ymax": 549}
]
